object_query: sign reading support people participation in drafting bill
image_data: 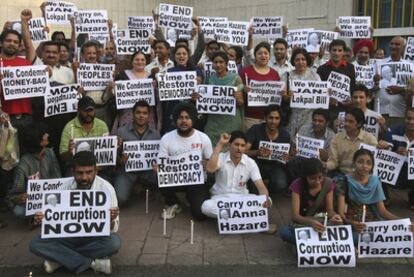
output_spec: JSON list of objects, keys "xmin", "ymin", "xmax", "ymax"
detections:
[
  {"xmin": 408, "ymin": 148, "xmax": 414, "ymax": 180},
  {"xmin": 196, "ymin": 85, "xmax": 236, "ymax": 116},
  {"xmin": 337, "ymin": 16, "xmax": 371, "ymax": 39},
  {"xmin": 156, "ymin": 71, "xmax": 196, "ymax": 101},
  {"xmin": 295, "ymin": 225, "xmax": 356, "ymax": 267},
  {"xmin": 257, "ymin": 141, "xmax": 290, "ymax": 164},
  {"xmin": 248, "ymin": 80, "xmax": 285, "ymax": 106},
  {"xmin": 116, "ymin": 29, "xmax": 151, "ymax": 54},
  {"xmin": 355, "ymin": 65, "xmax": 375, "ymax": 89},
  {"xmin": 358, "ymin": 219, "xmax": 414, "ymax": 258},
  {"xmin": 287, "ymin": 29, "xmax": 314, "ymax": 49},
  {"xmin": 158, "ymin": 3, "xmax": 193, "ymax": 31},
  {"xmin": 290, "ymin": 80, "xmax": 329, "ymax": 109},
  {"xmin": 380, "ymin": 62, "xmax": 414, "ymax": 88},
  {"xmin": 157, "ymin": 151, "xmax": 204, "ymax": 188},
  {"xmin": 75, "ymin": 10, "xmax": 108, "ymax": 34},
  {"xmin": 328, "ymin": 71, "xmax": 351, "ymax": 102},
  {"xmin": 127, "ymin": 16, "xmax": 155, "ymax": 31},
  {"xmin": 44, "ymin": 84, "xmax": 81, "ymax": 117},
  {"xmin": 26, "ymin": 178, "xmax": 72, "ymax": 216},
  {"xmin": 41, "ymin": 190, "xmax": 110, "ymax": 238},
  {"xmin": 199, "ymin": 17, "xmax": 227, "ymax": 39},
  {"xmin": 77, "ymin": 63, "xmax": 114, "ymax": 91},
  {"xmin": 45, "ymin": 1, "xmax": 77, "ymax": 25},
  {"xmin": 73, "ymin": 136, "xmax": 117, "ymax": 166},
  {"xmin": 217, "ymin": 195, "xmax": 269, "ymax": 234},
  {"xmin": 28, "ymin": 18, "xmax": 48, "ymax": 42},
  {"xmin": 123, "ymin": 140, "xmax": 160, "ymax": 172},
  {"xmin": 115, "ymin": 79, "xmax": 154, "ymax": 109},
  {"xmin": 251, "ymin": 16, "xmax": 283, "ymax": 38},
  {"xmin": 215, "ymin": 21, "xmax": 249, "ymax": 46},
  {"xmin": 404, "ymin": 37, "xmax": 414, "ymax": 62},
  {"xmin": 1, "ymin": 65, "xmax": 49, "ymax": 100},
  {"xmin": 296, "ymin": 135, "xmax": 324, "ymax": 159}
]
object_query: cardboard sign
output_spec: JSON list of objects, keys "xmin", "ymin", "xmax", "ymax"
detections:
[
  {"xmin": 199, "ymin": 16, "xmax": 227, "ymax": 39},
  {"xmin": 156, "ymin": 71, "xmax": 196, "ymax": 101},
  {"xmin": 337, "ymin": 16, "xmax": 371, "ymax": 38},
  {"xmin": 1, "ymin": 65, "xmax": 49, "ymax": 100},
  {"xmin": 41, "ymin": 190, "xmax": 110, "ymax": 238},
  {"xmin": 404, "ymin": 37, "xmax": 414, "ymax": 62},
  {"xmin": 328, "ymin": 71, "xmax": 351, "ymax": 102},
  {"xmin": 380, "ymin": 62, "xmax": 414, "ymax": 87},
  {"xmin": 290, "ymin": 80, "xmax": 329, "ymax": 109},
  {"xmin": 73, "ymin": 136, "xmax": 117, "ymax": 166},
  {"xmin": 28, "ymin": 18, "xmax": 48, "ymax": 42},
  {"xmin": 248, "ymin": 80, "xmax": 285, "ymax": 107},
  {"xmin": 157, "ymin": 151, "xmax": 204, "ymax": 187},
  {"xmin": 251, "ymin": 16, "xmax": 283, "ymax": 38},
  {"xmin": 306, "ymin": 31, "xmax": 321, "ymax": 53},
  {"xmin": 196, "ymin": 85, "xmax": 237, "ymax": 115},
  {"xmin": 363, "ymin": 111, "xmax": 380, "ymax": 138},
  {"xmin": 297, "ymin": 135, "xmax": 324, "ymax": 159},
  {"xmin": 217, "ymin": 195, "xmax": 268, "ymax": 234},
  {"xmin": 77, "ymin": 63, "xmax": 114, "ymax": 91},
  {"xmin": 203, "ymin": 60, "xmax": 238, "ymax": 81},
  {"xmin": 409, "ymin": 148, "xmax": 414, "ymax": 180},
  {"xmin": 127, "ymin": 16, "xmax": 155, "ymax": 31},
  {"xmin": 44, "ymin": 84, "xmax": 81, "ymax": 117},
  {"xmin": 124, "ymin": 140, "xmax": 160, "ymax": 172},
  {"xmin": 287, "ymin": 28, "xmax": 314, "ymax": 49},
  {"xmin": 75, "ymin": 10, "xmax": 108, "ymax": 34},
  {"xmin": 116, "ymin": 29, "xmax": 151, "ymax": 55},
  {"xmin": 45, "ymin": 1, "xmax": 78, "ymax": 25},
  {"xmin": 337, "ymin": 112, "xmax": 346, "ymax": 133},
  {"xmin": 295, "ymin": 225, "xmax": 356, "ymax": 267},
  {"xmin": 215, "ymin": 21, "xmax": 249, "ymax": 46},
  {"xmin": 257, "ymin": 141, "xmax": 290, "ymax": 163},
  {"xmin": 358, "ymin": 219, "xmax": 413, "ymax": 258},
  {"xmin": 158, "ymin": 3, "xmax": 193, "ymax": 31},
  {"xmin": 115, "ymin": 79, "xmax": 154, "ymax": 109},
  {"xmin": 319, "ymin": 31, "xmax": 339, "ymax": 51},
  {"xmin": 355, "ymin": 65, "xmax": 375, "ymax": 89}
]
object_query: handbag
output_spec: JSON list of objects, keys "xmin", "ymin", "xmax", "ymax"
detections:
[{"xmin": 0, "ymin": 120, "xmax": 20, "ymax": 170}]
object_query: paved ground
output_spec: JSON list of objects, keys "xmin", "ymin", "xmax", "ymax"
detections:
[{"xmin": 0, "ymin": 187, "xmax": 413, "ymax": 276}]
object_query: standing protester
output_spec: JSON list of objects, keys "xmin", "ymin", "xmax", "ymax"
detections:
[{"xmin": 268, "ymin": 38, "xmax": 293, "ymax": 77}]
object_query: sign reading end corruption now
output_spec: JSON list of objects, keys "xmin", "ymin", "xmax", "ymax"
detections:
[
  {"xmin": 196, "ymin": 85, "xmax": 236, "ymax": 115},
  {"xmin": 41, "ymin": 190, "xmax": 110, "ymax": 238},
  {"xmin": 1, "ymin": 65, "xmax": 49, "ymax": 100},
  {"xmin": 44, "ymin": 84, "xmax": 81, "ymax": 117},
  {"xmin": 156, "ymin": 71, "xmax": 196, "ymax": 101},
  {"xmin": 115, "ymin": 79, "xmax": 154, "ymax": 109},
  {"xmin": 116, "ymin": 29, "xmax": 151, "ymax": 55},
  {"xmin": 157, "ymin": 151, "xmax": 204, "ymax": 187}
]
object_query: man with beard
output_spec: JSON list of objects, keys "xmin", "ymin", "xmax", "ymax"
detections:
[
  {"xmin": 29, "ymin": 151, "xmax": 121, "ymax": 274},
  {"xmin": 157, "ymin": 102, "xmax": 212, "ymax": 220},
  {"xmin": 268, "ymin": 38, "xmax": 293, "ymax": 77}
]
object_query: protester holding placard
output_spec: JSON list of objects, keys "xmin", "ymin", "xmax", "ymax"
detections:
[
  {"xmin": 240, "ymin": 42, "xmax": 280, "ymax": 131},
  {"xmin": 29, "ymin": 151, "xmax": 121, "ymax": 274},
  {"xmin": 268, "ymin": 38, "xmax": 294, "ymax": 77},
  {"xmin": 280, "ymin": 158, "xmax": 342, "ymax": 244},
  {"xmin": 352, "ymin": 39, "xmax": 378, "ymax": 92},
  {"xmin": 114, "ymin": 100, "xmax": 160, "ymax": 206}
]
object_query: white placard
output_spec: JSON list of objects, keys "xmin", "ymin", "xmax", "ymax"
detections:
[
  {"xmin": 363, "ymin": 113, "xmax": 380, "ymax": 138},
  {"xmin": 41, "ymin": 190, "xmax": 110, "ymax": 238},
  {"xmin": 319, "ymin": 31, "xmax": 339, "ymax": 51},
  {"xmin": 196, "ymin": 85, "xmax": 236, "ymax": 115},
  {"xmin": 1, "ymin": 65, "xmax": 49, "ymax": 100},
  {"xmin": 116, "ymin": 29, "xmax": 151, "ymax": 55},
  {"xmin": 45, "ymin": 1, "xmax": 78, "ymax": 25},
  {"xmin": 297, "ymin": 135, "xmax": 324, "ymax": 159},
  {"xmin": 251, "ymin": 16, "xmax": 283, "ymax": 38},
  {"xmin": 199, "ymin": 16, "xmax": 227, "ymax": 39},
  {"xmin": 215, "ymin": 21, "xmax": 249, "ymax": 46},
  {"xmin": 248, "ymin": 80, "xmax": 285, "ymax": 107},
  {"xmin": 73, "ymin": 136, "xmax": 117, "ymax": 166},
  {"xmin": 28, "ymin": 18, "xmax": 48, "ymax": 42},
  {"xmin": 337, "ymin": 112, "xmax": 346, "ymax": 133},
  {"xmin": 287, "ymin": 28, "xmax": 314, "ymax": 49},
  {"xmin": 44, "ymin": 84, "xmax": 81, "ymax": 117},
  {"xmin": 404, "ymin": 37, "xmax": 414, "ymax": 62},
  {"xmin": 77, "ymin": 63, "xmax": 114, "ymax": 91},
  {"xmin": 380, "ymin": 62, "xmax": 414, "ymax": 88},
  {"xmin": 257, "ymin": 141, "xmax": 290, "ymax": 163},
  {"xmin": 374, "ymin": 149, "xmax": 405, "ymax": 186},
  {"xmin": 158, "ymin": 3, "xmax": 193, "ymax": 31},
  {"xmin": 409, "ymin": 148, "xmax": 414, "ymax": 180},
  {"xmin": 115, "ymin": 79, "xmax": 154, "ymax": 109},
  {"xmin": 327, "ymin": 71, "xmax": 351, "ymax": 102},
  {"xmin": 156, "ymin": 71, "xmax": 196, "ymax": 101},
  {"xmin": 203, "ymin": 61, "xmax": 238, "ymax": 81},
  {"xmin": 290, "ymin": 80, "xmax": 329, "ymax": 109},
  {"xmin": 217, "ymin": 195, "xmax": 268, "ymax": 234},
  {"xmin": 337, "ymin": 16, "xmax": 371, "ymax": 39},
  {"xmin": 127, "ymin": 16, "xmax": 155, "ymax": 31},
  {"xmin": 124, "ymin": 140, "xmax": 160, "ymax": 172},
  {"xmin": 75, "ymin": 10, "xmax": 108, "ymax": 34},
  {"xmin": 355, "ymin": 65, "xmax": 375, "ymax": 89}
]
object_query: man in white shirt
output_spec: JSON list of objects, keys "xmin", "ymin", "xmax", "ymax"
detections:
[
  {"xmin": 268, "ymin": 38, "xmax": 293, "ymax": 77},
  {"xmin": 145, "ymin": 40, "xmax": 174, "ymax": 75}
]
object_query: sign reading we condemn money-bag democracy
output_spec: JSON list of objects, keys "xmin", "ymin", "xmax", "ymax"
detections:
[
  {"xmin": 337, "ymin": 16, "xmax": 371, "ymax": 39},
  {"xmin": 28, "ymin": 18, "xmax": 48, "ymax": 42},
  {"xmin": 44, "ymin": 84, "xmax": 81, "ymax": 117},
  {"xmin": 73, "ymin": 136, "xmax": 117, "ymax": 166},
  {"xmin": 217, "ymin": 195, "xmax": 269, "ymax": 234},
  {"xmin": 75, "ymin": 10, "xmax": 108, "ymax": 34},
  {"xmin": 156, "ymin": 71, "xmax": 196, "ymax": 101},
  {"xmin": 297, "ymin": 135, "xmax": 324, "ymax": 159},
  {"xmin": 157, "ymin": 151, "xmax": 204, "ymax": 188},
  {"xmin": 248, "ymin": 80, "xmax": 285, "ymax": 107},
  {"xmin": 295, "ymin": 225, "xmax": 356, "ymax": 267},
  {"xmin": 196, "ymin": 85, "xmax": 236, "ymax": 116},
  {"xmin": 41, "ymin": 190, "xmax": 110, "ymax": 238},
  {"xmin": 287, "ymin": 28, "xmax": 314, "ymax": 49},
  {"xmin": 328, "ymin": 71, "xmax": 351, "ymax": 102},
  {"xmin": 158, "ymin": 3, "xmax": 193, "ymax": 31},
  {"xmin": 77, "ymin": 63, "xmax": 114, "ymax": 91},
  {"xmin": 404, "ymin": 37, "xmax": 414, "ymax": 62},
  {"xmin": 408, "ymin": 148, "xmax": 414, "ymax": 180},
  {"xmin": 215, "ymin": 21, "xmax": 249, "ymax": 46},
  {"xmin": 257, "ymin": 141, "xmax": 290, "ymax": 164},
  {"xmin": 116, "ymin": 29, "xmax": 151, "ymax": 55},
  {"xmin": 26, "ymin": 178, "xmax": 72, "ymax": 216},
  {"xmin": 45, "ymin": 1, "xmax": 77, "ymax": 25},
  {"xmin": 355, "ymin": 64, "xmax": 375, "ymax": 89},
  {"xmin": 251, "ymin": 16, "xmax": 283, "ymax": 38},
  {"xmin": 123, "ymin": 140, "xmax": 160, "ymax": 172},
  {"xmin": 199, "ymin": 16, "xmax": 227, "ymax": 39},
  {"xmin": 127, "ymin": 16, "xmax": 155, "ymax": 30},
  {"xmin": 1, "ymin": 65, "xmax": 49, "ymax": 100},
  {"xmin": 115, "ymin": 79, "xmax": 154, "ymax": 109},
  {"xmin": 358, "ymin": 219, "xmax": 413, "ymax": 258},
  {"xmin": 290, "ymin": 80, "xmax": 329, "ymax": 109}
]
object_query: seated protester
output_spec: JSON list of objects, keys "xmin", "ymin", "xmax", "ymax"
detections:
[
  {"xmin": 114, "ymin": 100, "xmax": 160, "ymax": 206},
  {"xmin": 351, "ymin": 83, "xmax": 387, "ymax": 140},
  {"xmin": 201, "ymin": 131, "xmax": 271, "ymax": 218},
  {"xmin": 336, "ymin": 149, "xmax": 414, "ymax": 243},
  {"xmin": 245, "ymin": 105, "xmax": 291, "ymax": 193},
  {"xmin": 326, "ymin": 107, "xmax": 378, "ymax": 176},
  {"xmin": 29, "ymin": 151, "xmax": 121, "ymax": 274},
  {"xmin": 8, "ymin": 122, "xmax": 61, "ymax": 221},
  {"xmin": 157, "ymin": 102, "xmax": 212, "ymax": 220},
  {"xmin": 280, "ymin": 158, "xmax": 342, "ymax": 244}
]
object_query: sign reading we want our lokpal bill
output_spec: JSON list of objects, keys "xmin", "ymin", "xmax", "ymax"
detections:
[
  {"xmin": 199, "ymin": 16, "xmax": 227, "ymax": 39},
  {"xmin": 41, "ymin": 190, "xmax": 110, "ymax": 239},
  {"xmin": 248, "ymin": 80, "xmax": 285, "ymax": 107},
  {"xmin": 123, "ymin": 140, "xmax": 160, "ymax": 172},
  {"xmin": 251, "ymin": 16, "xmax": 283, "ymax": 38},
  {"xmin": 328, "ymin": 71, "xmax": 351, "ymax": 103},
  {"xmin": 1, "ymin": 65, "xmax": 49, "ymax": 100},
  {"xmin": 157, "ymin": 151, "xmax": 204, "ymax": 187},
  {"xmin": 196, "ymin": 85, "xmax": 236, "ymax": 116},
  {"xmin": 73, "ymin": 136, "xmax": 117, "ymax": 166},
  {"xmin": 45, "ymin": 1, "xmax": 77, "ymax": 25},
  {"xmin": 217, "ymin": 195, "xmax": 269, "ymax": 234},
  {"xmin": 158, "ymin": 3, "xmax": 193, "ymax": 31},
  {"xmin": 44, "ymin": 84, "xmax": 81, "ymax": 117},
  {"xmin": 77, "ymin": 63, "xmax": 115, "ymax": 91},
  {"xmin": 290, "ymin": 80, "xmax": 329, "ymax": 109},
  {"xmin": 156, "ymin": 71, "xmax": 196, "ymax": 101},
  {"xmin": 115, "ymin": 79, "xmax": 155, "ymax": 110},
  {"xmin": 295, "ymin": 225, "xmax": 356, "ymax": 267}
]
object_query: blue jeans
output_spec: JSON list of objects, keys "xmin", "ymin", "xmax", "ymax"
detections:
[
  {"xmin": 259, "ymin": 162, "xmax": 288, "ymax": 192},
  {"xmin": 29, "ymin": 233, "xmax": 121, "ymax": 274},
  {"xmin": 279, "ymin": 225, "xmax": 296, "ymax": 244}
]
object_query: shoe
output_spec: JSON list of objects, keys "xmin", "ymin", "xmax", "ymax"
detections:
[
  {"xmin": 91, "ymin": 258, "xmax": 112, "ymax": 275},
  {"xmin": 161, "ymin": 204, "xmax": 182, "ymax": 220},
  {"xmin": 43, "ymin": 260, "xmax": 61, "ymax": 273}
]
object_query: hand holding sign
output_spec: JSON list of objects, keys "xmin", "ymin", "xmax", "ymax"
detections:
[
  {"xmin": 352, "ymin": 221, "xmax": 366, "ymax": 233},
  {"xmin": 330, "ymin": 214, "xmax": 343, "ymax": 225},
  {"xmin": 311, "ymin": 220, "xmax": 325, "ymax": 233}
]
